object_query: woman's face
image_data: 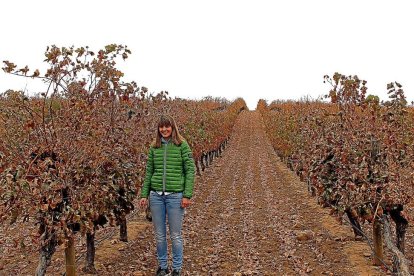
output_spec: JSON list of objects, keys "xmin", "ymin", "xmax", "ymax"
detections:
[{"xmin": 159, "ymin": 125, "xmax": 173, "ymax": 139}]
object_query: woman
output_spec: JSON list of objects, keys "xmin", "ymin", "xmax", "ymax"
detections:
[{"xmin": 139, "ymin": 115, "xmax": 195, "ymax": 276}]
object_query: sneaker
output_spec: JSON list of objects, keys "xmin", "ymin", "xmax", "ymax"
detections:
[
  {"xmin": 156, "ymin": 267, "xmax": 170, "ymax": 276},
  {"xmin": 172, "ymin": 269, "xmax": 181, "ymax": 276}
]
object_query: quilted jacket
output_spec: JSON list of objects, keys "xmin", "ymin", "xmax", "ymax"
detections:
[{"xmin": 140, "ymin": 139, "xmax": 195, "ymax": 199}]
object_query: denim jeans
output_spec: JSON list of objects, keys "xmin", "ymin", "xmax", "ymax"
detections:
[{"xmin": 150, "ymin": 191, "xmax": 185, "ymax": 270}]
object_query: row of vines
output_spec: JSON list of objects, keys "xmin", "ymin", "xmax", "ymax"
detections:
[
  {"xmin": 258, "ymin": 73, "xmax": 413, "ymax": 275},
  {"xmin": 0, "ymin": 44, "xmax": 246, "ymax": 275}
]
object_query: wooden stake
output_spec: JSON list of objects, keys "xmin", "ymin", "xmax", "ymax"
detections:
[
  {"xmin": 65, "ymin": 236, "xmax": 76, "ymax": 276},
  {"xmin": 373, "ymin": 218, "xmax": 384, "ymax": 266}
]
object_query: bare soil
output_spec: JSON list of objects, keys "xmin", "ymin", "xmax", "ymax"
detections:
[{"xmin": 1, "ymin": 111, "xmax": 408, "ymax": 275}]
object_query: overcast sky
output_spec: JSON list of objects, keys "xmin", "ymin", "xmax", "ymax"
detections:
[{"xmin": 1, "ymin": 0, "xmax": 413, "ymax": 109}]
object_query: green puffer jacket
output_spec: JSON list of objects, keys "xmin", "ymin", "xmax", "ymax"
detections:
[{"xmin": 140, "ymin": 139, "xmax": 195, "ymax": 199}]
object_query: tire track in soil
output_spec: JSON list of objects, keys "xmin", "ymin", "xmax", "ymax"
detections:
[{"xmin": 71, "ymin": 110, "xmax": 384, "ymax": 275}]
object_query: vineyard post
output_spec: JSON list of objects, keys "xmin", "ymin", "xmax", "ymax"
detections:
[
  {"xmin": 372, "ymin": 217, "xmax": 384, "ymax": 266},
  {"xmin": 65, "ymin": 235, "xmax": 76, "ymax": 276}
]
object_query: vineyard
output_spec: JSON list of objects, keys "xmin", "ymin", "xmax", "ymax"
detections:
[
  {"xmin": 258, "ymin": 73, "xmax": 414, "ymax": 274},
  {"xmin": 0, "ymin": 47, "xmax": 413, "ymax": 275}
]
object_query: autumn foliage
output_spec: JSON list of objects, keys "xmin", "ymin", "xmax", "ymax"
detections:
[
  {"xmin": 0, "ymin": 44, "xmax": 246, "ymax": 274},
  {"xmin": 258, "ymin": 73, "xmax": 413, "ymax": 267}
]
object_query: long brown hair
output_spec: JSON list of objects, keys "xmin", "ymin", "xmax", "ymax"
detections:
[{"xmin": 152, "ymin": 115, "xmax": 184, "ymax": 148}]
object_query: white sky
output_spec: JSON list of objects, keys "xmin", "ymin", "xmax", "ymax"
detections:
[{"xmin": 1, "ymin": 0, "xmax": 413, "ymax": 110}]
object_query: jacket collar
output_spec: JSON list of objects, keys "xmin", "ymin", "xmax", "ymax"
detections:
[{"xmin": 161, "ymin": 137, "xmax": 171, "ymax": 144}]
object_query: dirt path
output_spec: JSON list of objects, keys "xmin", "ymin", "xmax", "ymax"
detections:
[{"xmin": 0, "ymin": 111, "xmax": 388, "ymax": 275}]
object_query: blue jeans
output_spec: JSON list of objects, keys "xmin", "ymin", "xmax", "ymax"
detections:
[{"xmin": 150, "ymin": 191, "xmax": 185, "ymax": 270}]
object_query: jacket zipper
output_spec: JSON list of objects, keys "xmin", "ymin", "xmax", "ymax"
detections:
[{"xmin": 162, "ymin": 141, "xmax": 167, "ymax": 193}]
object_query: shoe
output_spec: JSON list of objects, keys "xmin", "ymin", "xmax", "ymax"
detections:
[
  {"xmin": 172, "ymin": 269, "xmax": 181, "ymax": 276},
  {"xmin": 156, "ymin": 267, "xmax": 170, "ymax": 276}
]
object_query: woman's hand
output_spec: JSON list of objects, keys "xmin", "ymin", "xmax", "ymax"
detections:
[
  {"xmin": 181, "ymin": 197, "xmax": 191, "ymax": 208},
  {"xmin": 139, "ymin": 198, "xmax": 148, "ymax": 209}
]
